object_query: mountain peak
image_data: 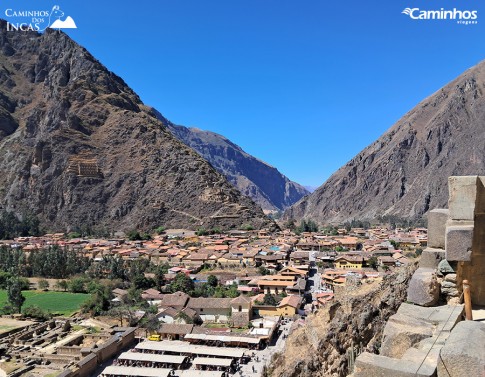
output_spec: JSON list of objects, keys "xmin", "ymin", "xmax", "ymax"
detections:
[
  {"xmin": 0, "ymin": 22, "xmax": 274, "ymax": 232},
  {"xmin": 284, "ymin": 58, "xmax": 485, "ymax": 224}
]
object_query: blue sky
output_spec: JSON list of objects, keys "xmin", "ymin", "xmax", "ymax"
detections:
[{"xmin": 3, "ymin": 0, "xmax": 485, "ymax": 187}]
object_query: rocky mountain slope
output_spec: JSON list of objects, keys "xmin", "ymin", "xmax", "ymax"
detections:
[
  {"xmin": 152, "ymin": 110, "xmax": 309, "ymax": 212},
  {"xmin": 284, "ymin": 59, "xmax": 485, "ymax": 223},
  {"xmin": 0, "ymin": 22, "xmax": 274, "ymax": 232},
  {"xmin": 268, "ymin": 263, "xmax": 417, "ymax": 377}
]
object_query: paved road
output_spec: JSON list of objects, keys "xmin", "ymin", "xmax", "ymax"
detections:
[{"xmin": 239, "ymin": 320, "xmax": 293, "ymax": 376}]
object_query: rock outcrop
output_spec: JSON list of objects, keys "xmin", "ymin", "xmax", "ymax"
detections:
[
  {"xmin": 0, "ymin": 22, "xmax": 274, "ymax": 232},
  {"xmin": 268, "ymin": 263, "xmax": 417, "ymax": 377},
  {"xmin": 284, "ymin": 60, "xmax": 485, "ymax": 224},
  {"xmin": 153, "ymin": 111, "xmax": 309, "ymax": 212}
]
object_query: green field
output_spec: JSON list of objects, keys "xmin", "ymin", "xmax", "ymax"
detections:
[{"xmin": 0, "ymin": 290, "xmax": 90, "ymax": 316}]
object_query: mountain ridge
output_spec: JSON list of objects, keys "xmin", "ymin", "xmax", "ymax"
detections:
[
  {"xmin": 284, "ymin": 59, "xmax": 485, "ymax": 224},
  {"xmin": 0, "ymin": 22, "xmax": 274, "ymax": 232},
  {"xmin": 152, "ymin": 109, "xmax": 309, "ymax": 212}
]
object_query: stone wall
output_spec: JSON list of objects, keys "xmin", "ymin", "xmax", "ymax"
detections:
[
  {"xmin": 354, "ymin": 176, "xmax": 485, "ymax": 377},
  {"xmin": 420, "ymin": 176, "xmax": 485, "ymax": 306}
]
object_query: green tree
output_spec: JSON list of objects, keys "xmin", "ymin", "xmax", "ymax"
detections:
[
  {"xmin": 169, "ymin": 273, "xmax": 195, "ymax": 294},
  {"xmin": 207, "ymin": 275, "xmax": 218, "ymax": 287},
  {"xmin": 127, "ymin": 230, "xmax": 143, "ymax": 241},
  {"xmin": 154, "ymin": 226, "xmax": 165, "ymax": 235},
  {"xmin": 23, "ymin": 305, "xmax": 51, "ymax": 320},
  {"xmin": 367, "ymin": 256, "xmax": 378, "ymax": 270},
  {"xmin": 68, "ymin": 277, "xmax": 87, "ymax": 293},
  {"xmin": 154, "ymin": 263, "xmax": 169, "ymax": 290},
  {"xmin": 262, "ymin": 293, "xmax": 278, "ymax": 306},
  {"xmin": 7, "ymin": 278, "xmax": 26, "ymax": 313},
  {"xmin": 56, "ymin": 280, "xmax": 69, "ymax": 292},
  {"xmin": 38, "ymin": 279, "xmax": 49, "ymax": 291}
]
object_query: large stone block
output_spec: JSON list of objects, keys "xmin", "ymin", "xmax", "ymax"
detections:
[
  {"xmin": 437, "ymin": 321, "xmax": 485, "ymax": 377},
  {"xmin": 407, "ymin": 268, "xmax": 440, "ymax": 307},
  {"xmin": 448, "ymin": 176, "xmax": 479, "ymax": 221},
  {"xmin": 420, "ymin": 248, "xmax": 446, "ymax": 269},
  {"xmin": 427, "ymin": 209, "xmax": 449, "ymax": 248},
  {"xmin": 354, "ymin": 352, "xmax": 424, "ymax": 377},
  {"xmin": 445, "ymin": 225, "xmax": 473, "ymax": 262},
  {"xmin": 380, "ymin": 313, "xmax": 433, "ymax": 358}
]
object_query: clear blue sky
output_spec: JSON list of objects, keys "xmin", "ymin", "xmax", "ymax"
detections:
[{"xmin": 4, "ymin": 0, "xmax": 485, "ymax": 187}]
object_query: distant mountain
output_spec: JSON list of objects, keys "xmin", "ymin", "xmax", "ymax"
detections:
[
  {"xmin": 303, "ymin": 186, "xmax": 317, "ymax": 193},
  {"xmin": 0, "ymin": 22, "xmax": 274, "ymax": 232},
  {"xmin": 284, "ymin": 59, "xmax": 485, "ymax": 224},
  {"xmin": 152, "ymin": 110, "xmax": 309, "ymax": 212}
]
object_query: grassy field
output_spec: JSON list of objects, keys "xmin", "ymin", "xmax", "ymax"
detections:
[{"xmin": 0, "ymin": 290, "xmax": 89, "ymax": 316}]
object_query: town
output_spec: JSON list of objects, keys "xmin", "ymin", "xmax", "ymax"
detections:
[{"xmin": 0, "ymin": 224, "xmax": 426, "ymax": 377}]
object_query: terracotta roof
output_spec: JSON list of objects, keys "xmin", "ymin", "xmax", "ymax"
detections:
[
  {"xmin": 159, "ymin": 323, "xmax": 194, "ymax": 335},
  {"xmin": 158, "ymin": 292, "xmax": 190, "ymax": 308},
  {"xmin": 278, "ymin": 295, "xmax": 301, "ymax": 308},
  {"xmin": 230, "ymin": 295, "xmax": 252, "ymax": 304},
  {"xmin": 187, "ymin": 297, "xmax": 232, "ymax": 309}
]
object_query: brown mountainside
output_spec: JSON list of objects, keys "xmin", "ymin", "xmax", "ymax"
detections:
[
  {"xmin": 0, "ymin": 23, "xmax": 273, "ymax": 232},
  {"xmin": 152, "ymin": 110, "xmax": 309, "ymax": 212},
  {"xmin": 284, "ymin": 59, "xmax": 485, "ymax": 224}
]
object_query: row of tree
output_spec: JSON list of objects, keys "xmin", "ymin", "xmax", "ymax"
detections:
[
  {"xmin": 0, "ymin": 211, "xmax": 41, "ymax": 240},
  {"xmin": 0, "ymin": 245, "xmax": 91, "ymax": 278}
]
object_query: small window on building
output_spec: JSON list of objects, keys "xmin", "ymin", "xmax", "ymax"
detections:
[
  {"xmin": 238, "ymin": 306, "xmax": 242, "ymax": 312},
  {"xmin": 200, "ymin": 308, "xmax": 203, "ymax": 312}
]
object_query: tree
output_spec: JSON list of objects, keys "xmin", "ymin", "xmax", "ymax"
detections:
[
  {"xmin": 262, "ymin": 293, "xmax": 278, "ymax": 306},
  {"xmin": 38, "ymin": 279, "xmax": 49, "ymax": 291},
  {"xmin": 81, "ymin": 284, "xmax": 112, "ymax": 316},
  {"xmin": 23, "ymin": 305, "xmax": 51, "ymax": 320},
  {"xmin": 207, "ymin": 275, "xmax": 218, "ymax": 288},
  {"xmin": 56, "ymin": 280, "xmax": 69, "ymax": 292},
  {"xmin": 154, "ymin": 226, "xmax": 165, "ymax": 235},
  {"xmin": 169, "ymin": 273, "xmax": 195, "ymax": 294},
  {"xmin": 7, "ymin": 278, "xmax": 26, "ymax": 313},
  {"xmin": 367, "ymin": 256, "xmax": 378, "ymax": 270},
  {"xmin": 127, "ymin": 230, "xmax": 143, "ymax": 241},
  {"xmin": 68, "ymin": 277, "xmax": 87, "ymax": 293},
  {"xmin": 154, "ymin": 263, "xmax": 169, "ymax": 290}
]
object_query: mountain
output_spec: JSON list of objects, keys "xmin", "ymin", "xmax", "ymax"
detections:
[
  {"xmin": 0, "ymin": 22, "xmax": 274, "ymax": 232},
  {"xmin": 284, "ymin": 59, "xmax": 485, "ymax": 224},
  {"xmin": 152, "ymin": 110, "xmax": 309, "ymax": 212}
]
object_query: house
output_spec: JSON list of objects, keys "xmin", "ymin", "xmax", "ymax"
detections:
[
  {"xmin": 277, "ymin": 295, "xmax": 302, "ymax": 317},
  {"xmin": 253, "ymin": 295, "xmax": 302, "ymax": 317},
  {"xmin": 157, "ymin": 307, "xmax": 199, "ymax": 324},
  {"xmin": 157, "ymin": 291, "xmax": 190, "ymax": 310},
  {"xmin": 257, "ymin": 279, "xmax": 296, "ymax": 295},
  {"xmin": 289, "ymin": 251, "xmax": 310, "ymax": 266},
  {"xmin": 217, "ymin": 253, "xmax": 242, "ymax": 266},
  {"xmin": 158, "ymin": 323, "xmax": 194, "ymax": 340},
  {"xmin": 377, "ymin": 256, "xmax": 396, "ymax": 267},
  {"xmin": 141, "ymin": 288, "xmax": 164, "ymax": 306},
  {"xmin": 230, "ymin": 295, "xmax": 253, "ymax": 327},
  {"xmin": 186, "ymin": 298, "xmax": 232, "ymax": 323},
  {"xmin": 280, "ymin": 266, "xmax": 307, "ymax": 279},
  {"xmin": 334, "ymin": 255, "xmax": 364, "ymax": 270}
]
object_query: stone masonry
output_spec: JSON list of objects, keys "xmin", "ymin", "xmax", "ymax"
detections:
[{"xmin": 354, "ymin": 176, "xmax": 485, "ymax": 377}]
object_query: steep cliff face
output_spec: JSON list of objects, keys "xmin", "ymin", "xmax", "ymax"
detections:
[
  {"xmin": 153, "ymin": 111, "xmax": 309, "ymax": 212},
  {"xmin": 268, "ymin": 263, "xmax": 417, "ymax": 377},
  {"xmin": 0, "ymin": 23, "xmax": 273, "ymax": 232},
  {"xmin": 284, "ymin": 60, "xmax": 485, "ymax": 223}
]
